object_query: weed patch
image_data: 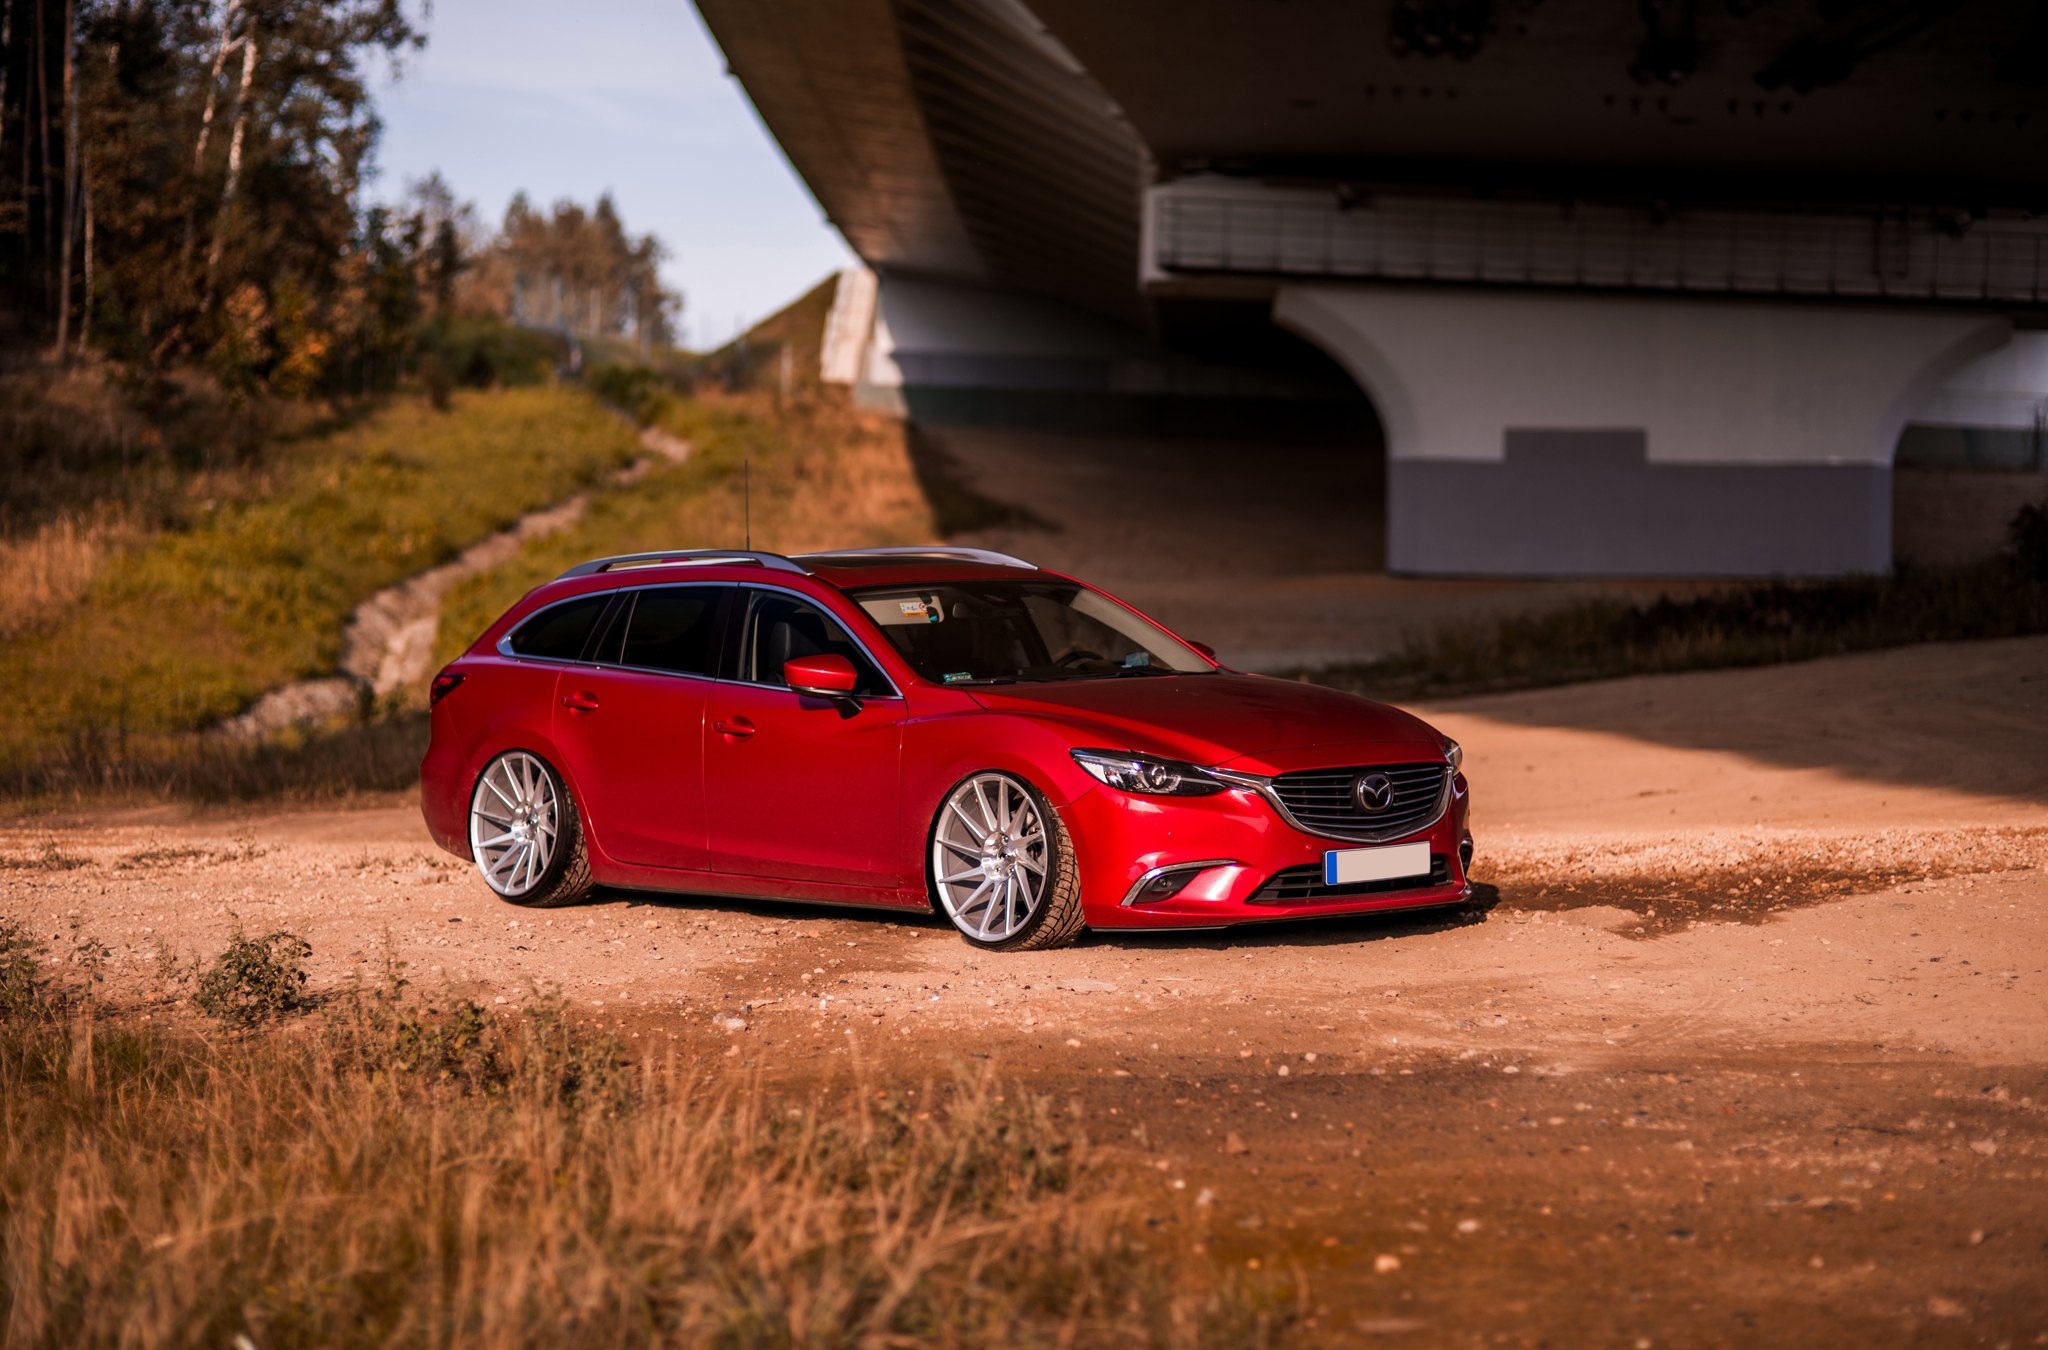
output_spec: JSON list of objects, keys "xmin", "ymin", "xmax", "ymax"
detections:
[
  {"xmin": 193, "ymin": 931, "xmax": 313, "ymax": 1027},
  {"xmin": 0, "ymin": 919, "xmax": 42, "ymax": 1017},
  {"xmin": 0, "ymin": 843, "xmax": 91, "ymax": 871}
]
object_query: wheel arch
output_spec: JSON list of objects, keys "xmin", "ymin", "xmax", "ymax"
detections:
[{"xmin": 902, "ymin": 711, "xmax": 1108, "ymax": 909}]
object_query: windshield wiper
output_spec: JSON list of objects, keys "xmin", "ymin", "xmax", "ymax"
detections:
[{"xmin": 947, "ymin": 674, "xmax": 1066, "ymax": 686}]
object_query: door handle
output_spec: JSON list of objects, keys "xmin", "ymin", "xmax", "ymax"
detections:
[
  {"xmin": 560, "ymin": 691, "xmax": 601, "ymax": 713},
  {"xmin": 714, "ymin": 716, "xmax": 756, "ymax": 739}
]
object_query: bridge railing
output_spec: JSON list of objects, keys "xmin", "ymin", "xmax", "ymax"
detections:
[{"xmin": 1151, "ymin": 189, "xmax": 2048, "ymax": 306}]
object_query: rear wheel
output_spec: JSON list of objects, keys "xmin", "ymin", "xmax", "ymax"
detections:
[
  {"xmin": 929, "ymin": 771, "xmax": 1084, "ymax": 951},
  {"xmin": 468, "ymin": 750, "xmax": 593, "ymax": 907}
]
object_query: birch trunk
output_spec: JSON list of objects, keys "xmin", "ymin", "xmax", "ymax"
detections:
[
  {"xmin": 203, "ymin": 26, "xmax": 257, "ymax": 299},
  {"xmin": 192, "ymin": 2, "xmax": 239, "ymax": 169},
  {"xmin": 186, "ymin": 4, "xmax": 240, "ymax": 263}
]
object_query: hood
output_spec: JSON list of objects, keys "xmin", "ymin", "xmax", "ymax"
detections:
[{"xmin": 968, "ymin": 673, "xmax": 1442, "ymax": 766}]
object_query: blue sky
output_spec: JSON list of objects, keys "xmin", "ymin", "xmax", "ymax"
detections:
[{"xmin": 370, "ymin": 0, "xmax": 852, "ymax": 350}]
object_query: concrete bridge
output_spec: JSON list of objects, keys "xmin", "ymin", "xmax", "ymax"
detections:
[{"xmin": 697, "ymin": 0, "xmax": 2048, "ymax": 576}]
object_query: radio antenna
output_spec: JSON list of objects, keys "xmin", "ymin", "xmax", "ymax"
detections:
[{"xmin": 743, "ymin": 453, "xmax": 751, "ymax": 550}]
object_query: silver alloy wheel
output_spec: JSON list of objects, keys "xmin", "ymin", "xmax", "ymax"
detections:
[
  {"xmin": 931, "ymin": 772, "xmax": 1050, "ymax": 943},
  {"xmin": 468, "ymin": 751, "xmax": 560, "ymax": 900}
]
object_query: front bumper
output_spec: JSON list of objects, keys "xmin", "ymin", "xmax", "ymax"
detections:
[{"xmin": 1068, "ymin": 769, "xmax": 1472, "ymax": 930}]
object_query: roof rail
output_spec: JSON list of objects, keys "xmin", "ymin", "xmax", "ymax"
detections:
[
  {"xmin": 796, "ymin": 546, "xmax": 1037, "ymax": 570},
  {"xmin": 555, "ymin": 550, "xmax": 809, "ymax": 580}
]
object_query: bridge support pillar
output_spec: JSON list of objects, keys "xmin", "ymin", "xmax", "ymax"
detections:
[{"xmin": 1274, "ymin": 286, "xmax": 2008, "ymax": 576}]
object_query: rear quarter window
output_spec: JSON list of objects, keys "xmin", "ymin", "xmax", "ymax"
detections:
[
  {"xmin": 617, "ymin": 587, "xmax": 725, "ymax": 676},
  {"xmin": 505, "ymin": 594, "xmax": 609, "ymax": 661}
]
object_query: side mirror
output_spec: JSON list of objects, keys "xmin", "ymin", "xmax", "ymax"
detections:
[
  {"xmin": 785, "ymin": 653, "xmax": 860, "ymax": 701},
  {"xmin": 1188, "ymin": 640, "xmax": 1218, "ymax": 662}
]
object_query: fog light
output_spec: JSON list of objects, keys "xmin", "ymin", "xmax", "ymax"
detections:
[
  {"xmin": 1119, "ymin": 860, "xmax": 1234, "ymax": 908},
  {"xmin": 1140, "ymin": 871, "xmax": 1195, "ymax": 901},
  {"xmin": 1459, "ymin": 838, "xmax": 1474, "ymax": 873}
]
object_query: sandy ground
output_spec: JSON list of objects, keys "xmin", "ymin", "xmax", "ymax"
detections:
[{"xmin": 6, "ymin": 636, "xmax": 2048, "ymax": 1345}]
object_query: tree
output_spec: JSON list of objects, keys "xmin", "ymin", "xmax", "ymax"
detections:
[
  {"xmin": 1, "ymin": 0, "xmax": 425, "ymax": 372},
  {"xmin": 489, "ymin": 190, "xmax": 678, "ymax": 348}
]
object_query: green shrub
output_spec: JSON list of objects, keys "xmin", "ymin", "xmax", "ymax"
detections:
[
  {"xmin": 586, "ymin": 357, "xmax": 675, "ymax": 424},
  {"xmin": 2010, "ymin": 496, "xmax": 2048, "ymax": 583},
  {"xmin": 416, "ymin": 315, "xmax": 562, "ymax": 390},
  {"xmin": 0, "ymin": 919, "xmax": 45, "ymax": 1020},
  {"xmin": 194, "ymin": 931, "xmax": 312, "ymax": 1027}
]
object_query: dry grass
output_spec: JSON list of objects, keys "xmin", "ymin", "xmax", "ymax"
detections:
[
  {"xmin": 0, "ymin": 385, "xmax": 638, "ymax": 781},
  {"xmin": 0, "ymin": 359, "xmax": 324, "ymax": 534},
  {"xmin": 2, "ymin": 375, "xmax": 934, "ymax": 804},
  {"xmin": 0, "ymin": 712, "xmax": 429, "ymax": 805},
  {"xmin": 435, "ymin": 388, "xmax": 940, "ymax": 666},
  {"xmin": 0, "ymin": 930, "xmax": 1293, "ymax": 1348},
  {"xmin": 0, "ymin": 506, "xmax": 146, "ymax": 639}
]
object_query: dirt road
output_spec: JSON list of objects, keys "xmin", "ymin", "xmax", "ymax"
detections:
[{"xmin": 7, "ymin": 637, "xmax": 2047, "ymax": 1345}]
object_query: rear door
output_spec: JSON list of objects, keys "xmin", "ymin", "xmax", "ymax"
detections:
[
  {"xmin": 703, "ymin": 586, "xmax": 906, "ymax": 888},
  {"xmin": 550, "ymin": 584, "xmax": 729, "ymax": 871}
]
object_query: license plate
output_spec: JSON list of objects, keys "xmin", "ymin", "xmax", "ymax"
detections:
[{"xmin": 1324, "ymin": 841, "xmax": 1431, "ymax": 886}]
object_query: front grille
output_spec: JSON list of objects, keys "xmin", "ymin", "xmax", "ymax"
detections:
[
  {"xmin": 1249, "ymin": 854, "xmax": 1452, "ymax": 905},
  {"xmin": 1268, "ymin": 762, "xmax": 1450, "ymax": 841}
]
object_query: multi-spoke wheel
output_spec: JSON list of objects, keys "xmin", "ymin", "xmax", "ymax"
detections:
[
  {"xmin": 929, "ymin": 771, "xmax": 1084, "ymax": 950},
  {"xmin": 468, "ymin": 750, "xmax": 593, "ymax": 907}
]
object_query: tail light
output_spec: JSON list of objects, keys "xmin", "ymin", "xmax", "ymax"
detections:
[{"xmin": 430, "ymin": 670, "xmax": 466, "ymax": 706}]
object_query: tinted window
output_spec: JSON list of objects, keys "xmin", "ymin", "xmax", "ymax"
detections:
[
  {"xmin": 507, "ymin": 594, "xmax": 609, "ymax": 661},
  {"xmin": 618, "ymin": 587, "xmax": 723, "ymax": 676},
  {"xmin": 741, "ymin": 590, "xmax": 890, "ymax": 696}
]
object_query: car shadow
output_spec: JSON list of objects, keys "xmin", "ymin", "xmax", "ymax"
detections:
[
  {"xmin": 1076, "ymin": 882, "xmax": 1502, "ymax": 952},
  {"xmin": 582, "ymin": 883, "xmax": 1501, "ymax": 951},
  {"xmin": 587, "ymin": 885, "xmax": 952, "ymax": 932}
]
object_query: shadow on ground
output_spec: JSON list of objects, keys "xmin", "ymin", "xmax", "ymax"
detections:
[{"xmin": 1424, "ymin": 634, "xmax": 2048, "ymax": 808}]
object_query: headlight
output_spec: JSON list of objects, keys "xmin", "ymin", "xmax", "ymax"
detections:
[
  {"xmin": 1443, "ymin": 737, "xmax": 1463, "ymax": 773},
  {"xmin": 1070, "ymin": 748, "xmax": 1225, "ymax": 796}
]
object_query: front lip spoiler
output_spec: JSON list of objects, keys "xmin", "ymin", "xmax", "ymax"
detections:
[{"xmin": 1207, "ymin": 764, "xmax": 1453, "ymax": 846}]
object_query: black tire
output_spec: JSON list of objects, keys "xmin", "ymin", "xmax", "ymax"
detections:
[
  {"xmin": 929, "ymin": 771, "xmax": 1086, "ymax": 952},
  {"xmin": 467, "ymin": 750, "xmax": 595, "ymax": 908}
]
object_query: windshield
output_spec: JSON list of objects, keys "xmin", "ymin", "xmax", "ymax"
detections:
[{"xmin": 849, "ymin": 581, "xmax": 1212, "ymax": 685}]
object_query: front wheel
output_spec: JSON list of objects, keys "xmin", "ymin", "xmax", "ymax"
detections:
[
  {"xmin": 468, "ymin": 750, "xmax": 594, "ymax": 907},
  {"xmin": 929, "ymin": 771, "xmax": 1085, "ymax": 951}
]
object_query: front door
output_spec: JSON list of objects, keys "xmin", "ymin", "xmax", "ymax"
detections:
[
  {"xmin": 550, "ymin": 584, "xmax": 728, "ymax": 871},
  {"xmin": 704, "ymin": 587, "xmax": 905, "ymax": 888}
]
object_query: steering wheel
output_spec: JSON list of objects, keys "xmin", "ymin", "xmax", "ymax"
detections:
[{"xmin": 1054, "ymin": 648, "xmax": 1106, "ymax": 669}]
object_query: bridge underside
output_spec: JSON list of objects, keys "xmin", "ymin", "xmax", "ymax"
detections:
[{"xmin": 698, "ymin": 0, "xmax": 2048, "ymax": 576}]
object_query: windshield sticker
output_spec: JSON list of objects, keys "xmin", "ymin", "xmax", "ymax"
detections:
[
  {"xmin": 861, "ymin": 595, "xmax": 944, "ymax": 626},
  {"xmin": 942, "ymin": 671, "xmax": 973, "ymax": 685},
  {"xmin": 1122, "ymin": 651, "xmax": 1151, "ymax": 668}
]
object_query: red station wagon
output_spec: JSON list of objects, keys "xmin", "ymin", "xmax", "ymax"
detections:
[{"xmin": 420, "ymin": 548, "xmax": 1473, "ymax": 950}]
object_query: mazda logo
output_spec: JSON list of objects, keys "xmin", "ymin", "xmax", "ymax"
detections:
[{"xmin": 1353, "ymin": 773, "xmax": 1396, "ymax": 813}]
